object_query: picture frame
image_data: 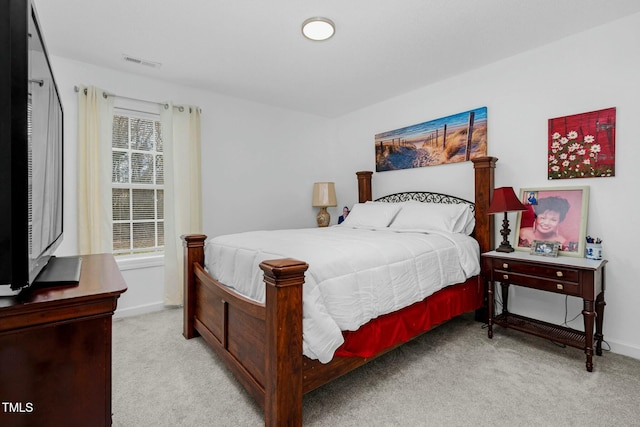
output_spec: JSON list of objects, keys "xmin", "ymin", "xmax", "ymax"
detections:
[
  {"xmin": 514, "ymin": 186, "xmax": 589, "ymax": 257},
  {"xmin": 530, "ymin": 240, "xmax": 560, "ymax": 257}
]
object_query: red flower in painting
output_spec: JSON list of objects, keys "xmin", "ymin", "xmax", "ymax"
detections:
[{"xmin": 548, "ymin": 131, "xmax": 609, "ymax": 179}]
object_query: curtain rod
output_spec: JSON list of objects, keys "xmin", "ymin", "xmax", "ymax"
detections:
[{"xmin": 73, "ymin": 85, "xmax": 198, "ymax": 112}]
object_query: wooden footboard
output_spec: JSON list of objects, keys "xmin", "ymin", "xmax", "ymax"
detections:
[
  {"xmin": 182, "ymin": 233, "xmax": 410, "ymax": 425},
  {"xmin": 182, "ymin": 234, "xmax": 308, "ymax": 425},
  {"xmin": 183, "ymin": 156, "xmax": 497, "ymax": 426}
]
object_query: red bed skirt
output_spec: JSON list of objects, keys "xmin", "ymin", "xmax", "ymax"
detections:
[{"xmin": 334, "ymin": 276, "xmax": 483, "ymax": 358}]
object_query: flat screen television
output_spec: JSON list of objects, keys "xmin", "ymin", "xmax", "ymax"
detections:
[{"xmin": 0, "ymin": 0, "xmax": 76, "ymax": 295}]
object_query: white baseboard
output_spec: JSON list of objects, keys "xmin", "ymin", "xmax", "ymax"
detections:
[
  {"xmin": 114, "ymin": 301, "xmax": 165, "ymax": 319},
  {"xmin": 607, "ymin": 339, "xmax": 640, "ymax": 361}
]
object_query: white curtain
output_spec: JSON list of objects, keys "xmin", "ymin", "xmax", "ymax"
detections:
[
  {"xmin": 161, "ymin": 103, "xmax": 202, "ymax": 306},
  {"xmin": 77, "ymin": 85, "xmax": 114, "ymax": 254}
]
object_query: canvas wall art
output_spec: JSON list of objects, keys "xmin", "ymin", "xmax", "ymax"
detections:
[
  {"xmin": 548, "ymin": 107, "xmax": 616, "ymax": 180},
  {"xmin": 375, "ymin": 107, "xmax": 487, "ymax": 172}
]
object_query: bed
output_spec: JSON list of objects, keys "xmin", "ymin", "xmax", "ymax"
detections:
[{"xmin": 182, "ymin": 156, "xmax": 497, "ymax": 426}]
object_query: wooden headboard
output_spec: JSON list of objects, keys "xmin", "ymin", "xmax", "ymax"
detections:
[{"xmin": 355, "ymin": 156, "xmax": 497, "ymax": 253}]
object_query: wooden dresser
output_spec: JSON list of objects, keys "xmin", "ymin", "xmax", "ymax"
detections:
[{"xmin": 0, "ymin": 254, "xmax": 127, "ymax": 427}]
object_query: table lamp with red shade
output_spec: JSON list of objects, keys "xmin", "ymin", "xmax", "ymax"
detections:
[{"xmin": 487, "ymin": 187, "xmax": 528, "ymax": 252}]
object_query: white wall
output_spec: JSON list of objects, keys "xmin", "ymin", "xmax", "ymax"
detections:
[
  {"xmin": 331, "ymin": 13, "xmax": 640, "ymax": 359},
  {"xmin": 51, "ymin": 57, "xmax": 333, "ymax": 316}
]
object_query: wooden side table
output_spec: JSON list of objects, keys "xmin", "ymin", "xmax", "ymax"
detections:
[{"xmin": 481, "ymin": 250, "xmax": 607, "ymax": 372}]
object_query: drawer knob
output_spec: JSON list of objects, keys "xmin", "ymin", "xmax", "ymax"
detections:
[
  {"xmin": 503, "ymin": 274, "xmax": 509, "ymax": 280},
  {"xmin": 556, "ymin": 284, "xmax": 564, "ymax": 290},
  {"xmin": 556, "ymin": 271, "xmax": 563, "ymax": 277},
  {"xmin": 503, "ymin": 263, "xmax": 509, "ymax": 269}
]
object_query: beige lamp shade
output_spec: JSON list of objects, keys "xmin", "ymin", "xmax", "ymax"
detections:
[
  {"xmin": 312, "ymin": 182, "xmax": 337, "ymax": 207},
  {"xmin": 312, "ymin": 182, "xmax": 336, "ymax": 227}
]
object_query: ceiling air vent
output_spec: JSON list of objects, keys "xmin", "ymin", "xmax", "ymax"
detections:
[{"xmin": 121, "ymin": 54, "xmax": 162, "ymax": 69}]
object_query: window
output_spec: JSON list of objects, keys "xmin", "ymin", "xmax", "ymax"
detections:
[{"xmin": 111, "ymin": 109, "xmax": 164, "ymax": 256}]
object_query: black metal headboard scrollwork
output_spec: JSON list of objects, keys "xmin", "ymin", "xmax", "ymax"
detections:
[{"xmin": 374, "ymin": 191, "xmax": 475, "ymax": 212}]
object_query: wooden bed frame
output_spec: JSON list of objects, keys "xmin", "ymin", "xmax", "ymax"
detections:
[{"xmin": 182, "ymin": 156, "xmax": 497, "ymax": 426}]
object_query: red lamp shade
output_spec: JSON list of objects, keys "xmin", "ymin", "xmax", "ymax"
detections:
[
  {"xmin": 487, "ymin": 187, "xmax": 528, "ymax": 214},
  {"xmin": 487, "ymin": 187, "xmax": 528, "ymax": 253}
]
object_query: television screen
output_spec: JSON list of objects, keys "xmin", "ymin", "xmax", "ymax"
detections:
[
  {"xmin": 27, "ymin": 7, "xmax": 64, "ymax": 285},
  {"xmin": 27, "ymin": 4, "xmax": 63, "ymax": 284},
  {"xmin": 0, "ymin": 0, "xmax": 65, "ymax": 294}
]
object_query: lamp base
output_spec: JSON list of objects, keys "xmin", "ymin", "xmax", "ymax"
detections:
[
  {"xmin": 316, "ymin": 207, "xmax": 330, "ymax": 227},
  {"xmin": 495, "ymin": 243, "xmax": 516, "ymax": 253},
  {"xmin": 495, "ymin": 212, "xmax": 515, "ymax": 253}
]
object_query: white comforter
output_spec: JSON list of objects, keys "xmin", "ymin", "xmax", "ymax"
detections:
[{"xmin": 205, "ymin": 226, "xmax": 480, "ymax": 363}]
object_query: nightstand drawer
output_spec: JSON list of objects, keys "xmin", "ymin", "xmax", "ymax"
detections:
[
  {"xmin": 494, "ymin": 270, "xmax": 581, "ymax": 296},
  {"xmin": 492, "ymin": 259, "xmax": 579, "ymax": 282}
]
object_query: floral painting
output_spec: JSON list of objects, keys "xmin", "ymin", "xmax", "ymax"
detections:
[
  {"xmin": 548, "ymin": 107, "xmax": 616, "ymax": 180},
  {"xmin": 375, "ymin": 107, "xmax": 487, "ymax": 172}
]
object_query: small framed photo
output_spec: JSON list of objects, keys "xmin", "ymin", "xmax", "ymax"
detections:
[
  {"xmin": 530, "ymin": 240, "xmax": 560, "ymax": 257},
  {"xmin": 515, "ymin": 186, "xmax": 589, "ymax": 257}
]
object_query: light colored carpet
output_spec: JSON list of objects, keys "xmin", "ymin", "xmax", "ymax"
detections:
[{"xmin": 112, "ymin": 308, "xmax": 640, "ymax": 426}]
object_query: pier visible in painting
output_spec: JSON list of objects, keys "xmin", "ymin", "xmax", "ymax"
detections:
[{"xmin": 375, "ymin": 107, "xmax": 487, "ymax": 172}]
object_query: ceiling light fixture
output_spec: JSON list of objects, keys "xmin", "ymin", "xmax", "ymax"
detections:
[{"xmin": 301, "ymin": 17, "xmax": 335, "ymax": 41}]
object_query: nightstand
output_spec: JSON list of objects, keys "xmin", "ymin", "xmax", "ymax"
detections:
[{"xmin": 481, "ymin": 250, "xmax": 607, "ymax": 372}]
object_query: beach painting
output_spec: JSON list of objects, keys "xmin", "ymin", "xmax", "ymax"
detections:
[
  {"xmin": 375, "ymin": 107, "xmax": 487, "ymax": 172},
  {"xmin": 548, "ymin": 107, "xmax": 616, "ymax": 180}
]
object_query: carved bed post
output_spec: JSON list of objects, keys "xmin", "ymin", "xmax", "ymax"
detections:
[
  {"xmin": 356, "ymin": 171, "xmax": 373, "ymax": 202},
  {"xmin": 471, "ymin": 156, "xmax": 497, "ymax": 323},
  {"xmin": 260, "ymin": 258, "xmax": 309, "ymax": 427},
  {"xmin": 182, "ymin": 234, "xmax": 207, "ymax": 339},
  {"xmin": 471, "ymin": 156, "xmax": 497, "ymax": 254}
]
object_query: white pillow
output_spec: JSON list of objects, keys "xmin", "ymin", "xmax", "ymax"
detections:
[
  {"xmin": 389, "ymin": 201, "xmax": 475, "ymax": 234},
  {"xmin": 340, "ymin": 202, "xmax": 402, "ymax": 228}
]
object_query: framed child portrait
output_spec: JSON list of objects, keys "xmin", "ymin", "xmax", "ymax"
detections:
[{"xmin": 514, "ymin": 186, "xmax": 589, "ymax": 257}]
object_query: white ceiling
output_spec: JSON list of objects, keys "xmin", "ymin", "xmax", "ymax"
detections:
[{"xmin": 33, "ymin": 0, "xmax": 640, "ymax": 118}]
